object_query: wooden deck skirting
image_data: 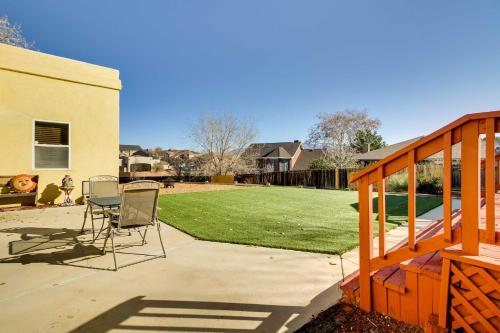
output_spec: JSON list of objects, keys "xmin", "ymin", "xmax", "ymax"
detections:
[{"xmin": 344, "ymin": 111, "xmax": 500, "ymax": 332}]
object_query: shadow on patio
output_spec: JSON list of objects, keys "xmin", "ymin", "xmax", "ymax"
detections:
[
  {"xmin": 71, "ymin": 282, "xmax": 340, "ymax": 333},
  {"xmin": 0, "ymin": 227, "xmax": 82, "ymax": 255},
  {"xmin": 0, "ymin": 226, "xmax": 149, "ymax": 270}
]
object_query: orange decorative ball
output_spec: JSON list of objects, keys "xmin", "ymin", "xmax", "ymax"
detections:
[{"xmin": 11, "ymin": 174, "xmax": 37, "ymax": 193}]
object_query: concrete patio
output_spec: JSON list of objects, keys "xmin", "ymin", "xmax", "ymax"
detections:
[
  {"xmin": 0, "ymin": 197, "xmax": 455, "ymax": 333},
  {"xmin": 0, "ymin": 205, "xmax": 349, "ymax": 333}
]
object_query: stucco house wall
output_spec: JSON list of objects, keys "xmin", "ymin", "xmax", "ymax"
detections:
[{"xmin": 0, "ymin": 44, "xmax": 121, "ymax": 204}]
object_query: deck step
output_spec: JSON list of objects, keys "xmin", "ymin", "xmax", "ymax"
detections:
[{"xmin": 400, "ymin": 250, "xmax": 443, "ymax": 280}]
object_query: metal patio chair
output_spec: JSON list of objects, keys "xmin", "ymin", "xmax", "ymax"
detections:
[
  {"xmin": 101, "ymin": 180, "xmax": 166, "ymax": 271},
  {"xmin": 80, "ymin": 175, "xmax": 119, "ymax": 241}
]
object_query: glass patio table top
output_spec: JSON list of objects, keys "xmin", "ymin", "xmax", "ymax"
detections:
[{"xmin": 88, "ymin": 196, "xmax": 121, "ymax": 208}]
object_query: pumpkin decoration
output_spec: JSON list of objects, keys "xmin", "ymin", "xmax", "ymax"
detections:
[{"xmin": 11, "ymin": 174, "xmax": 37, "ymax": 193}]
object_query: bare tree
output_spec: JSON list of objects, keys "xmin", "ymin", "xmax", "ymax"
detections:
[
  {"xmin": 306, "ymin": 109, "xmax": 380, "ymax": 168},
  {"xmin": 166, "ymin": 155, "xmax": 186, "ymax": 178},
  {"xmin": 0, "ymin": 16, "xmax": 34, "ymax": 49},
  {"xmin": 235, "ymin": 144, "xmax": 261, "ymax": 175},
  {"xmin": 152, "ymin": 147, "xmax": 163, "ymax": 159},
  {"xmin": 190, "ymin": 113, "xmax": 256, "ymax": 176}
]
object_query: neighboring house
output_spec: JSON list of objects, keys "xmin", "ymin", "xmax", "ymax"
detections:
[
  {"xmin": 164, "ymin": 149, "xmax": 199, "ymax": 160},
  {"xmin": 120, "ymin": 144, "xmax": 143, "ymax": 157},
  {"xmin": 293, "ymin": 148, "xmax": 325, "ymax": 170},
  {"xmin": 119, "ymin": 149, "xmax": 166, "ymax": 172},
  {"xmin": 355, "ymin": 137, "xmax": 423, "ymax": 165},
  {"xmin": 355, "ymin": 136, "xmax": 498, "ymax": 165},
  {"xmin": 0, "ymin": 44, "xmax": 121, "ymax": 205},
  {"xmin": 246, "ymin": 141, "xmax": 324, "ymax": 172}
]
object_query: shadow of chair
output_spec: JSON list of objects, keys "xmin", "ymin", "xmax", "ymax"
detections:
[
  {"xmin": 0, "ymin": 243, "xmax": 103, "ymax": 266},
  {"xmin": 0, "ymin": 227, "xmax": 82, "ymax": 255},
  {"xmin": 0, "ymin": 226, "xmax": 159, "ymax": 271}
]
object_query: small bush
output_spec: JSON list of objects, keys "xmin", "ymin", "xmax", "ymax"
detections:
[
  {"xmin": 417, "ymin": 175, "xmax": 442, "ymax": 194},
  {"xmin": 386, "ymin": 172, "xmax": 443, "ymax": 195},
  {"xmin": 387, "ymin": 173, "xmax": 408, "ymax": 192}
]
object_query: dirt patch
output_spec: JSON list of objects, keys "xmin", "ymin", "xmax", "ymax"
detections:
[
  {"xmin": 158, "ymin": 182, "xmax": 259, "ymax": 195},
  {"xmin": 1, "ymin": 183, "xmax": 258, "ymax": 212},
  {"xmin": 297, "ymin": 302, "xmax": 423, "ymax": 333}
]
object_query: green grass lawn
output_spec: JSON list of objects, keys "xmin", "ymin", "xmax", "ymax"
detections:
[{"xmin": 157, "ymin": 187, "xmax": 443, "ymax": 254}]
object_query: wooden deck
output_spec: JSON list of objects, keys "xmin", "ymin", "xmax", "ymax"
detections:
[{"xmin": 341, "ymin": 195, "xmax": 500, "ymax": 329}]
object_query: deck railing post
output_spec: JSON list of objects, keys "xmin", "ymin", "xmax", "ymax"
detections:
[
  {"xmin": 359, "ymin": 175, "xmax": 373, "ymax": 311},
  {"xmin": 461, "ymin": 120, "xmax": 480, "ymax": 255}
]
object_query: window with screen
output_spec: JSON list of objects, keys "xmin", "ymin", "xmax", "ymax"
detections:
[{"xmin": 33, "ymin": 121, "xmax": 70, "ymax": 169}]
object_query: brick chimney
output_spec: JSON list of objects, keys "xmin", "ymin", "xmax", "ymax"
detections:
[{"xmin": 362, "ymin": 143, "xmax": 371, "ymax": 153}]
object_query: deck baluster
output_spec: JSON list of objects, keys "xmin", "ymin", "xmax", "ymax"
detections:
[
  {"xmin": 408, "ymin": 150, "xmax": 416, "ymax": 251},
  {"xmin": 359, "ymin": 175, "xmax": 373, "ymax": 311},
  {"xmin": 485, "ymin": 118, "xmax": 496, "ymax": 244},
  {"xmin": 378, "ymin": 167, "xmax": 386, "ymax": 258},
  {"xmin": 443, "ymin": 131, "xmax": 452, "ymax": 242}
]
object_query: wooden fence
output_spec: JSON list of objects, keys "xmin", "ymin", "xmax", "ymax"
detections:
[
  {"xmin": 239, "ymin": 166, "xmax": 462, "ymax": 192},
  {"xmin": 238, "ymin": 169, "xmax": 358, "ymax": 189}
]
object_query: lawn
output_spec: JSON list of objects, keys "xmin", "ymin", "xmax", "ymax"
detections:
[{"xmin": 157, "ymin": 187, "xmax": 443, "ymax": 254}]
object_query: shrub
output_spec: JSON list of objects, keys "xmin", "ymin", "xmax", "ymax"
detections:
[
  {"xmin": 417, "ymin": 175, "xmax": 442, "ymax": 195},
  {"xmin": 387, "ymin": 173, "xmax": 408, "ymax": 192},
  {"xmin": 152, "ymin": 162, "xmax": 164, "ymax": 172},
  {"xmin": 309, "ymin": 158, "xmax": 333, "ymax": 170},
  {"xmin": 386, "ymin": 172, "xmax": 443, "ymax": 194}
]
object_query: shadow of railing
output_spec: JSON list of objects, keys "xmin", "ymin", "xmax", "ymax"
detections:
[
  {"xmin": 71, "ymin": 281, "xmax": 342, "ymax": 333},
  {"xmin": 70, "ymin": 297, "xmax": 301, "ymax": 333}
]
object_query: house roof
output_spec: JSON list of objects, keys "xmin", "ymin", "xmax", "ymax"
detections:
[
  {"xmin": 120, "ymin": 144, "xmax": 142, "ymax": 152},
  {"xmin": 293, "ymin": 149, "xmax": 325, "ymax": 170},
  {"xmin": 262, "ymin": 146, "xmax": 292, "ymax": 158},
  {"xmin": 166, "ymin": 149, "xmax": 198, "ymax": 158},
  {"xmin": 131, "ymin": 150, "xmax": 150, "ymax": 157},
  {"xmin": 355, "ymin": 137, "xmax": 423, "ymax": 161},
  {"xmin": 248, "ymin": 141, "xmax": 302, "ymax": 159}
]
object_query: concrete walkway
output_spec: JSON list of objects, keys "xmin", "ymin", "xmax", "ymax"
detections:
[
  {"xmin": 0, "ymin": 200, "xmax": 458, "ymax": 332},
  {"xmin": 341, "ymin": 198, "xmax": 461, "ymax": 269}
]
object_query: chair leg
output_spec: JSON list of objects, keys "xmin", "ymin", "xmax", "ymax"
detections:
[
  {"xmin": 157, "ymin": 222, "xmax": 166, "ymax": 258},
  {"xmin": 93, "ymin": 213, "xmax": 106, "ymax": 241},
  {"xmin": 139, "ymin": 229, "xmax": 148, "ymax": 245},
  {"xmin": 80, "ymin": 204, "xmax": 89, "ymax": 234},
  {"xmin": 101, "ymin": 225, "xmax": 111, "ymax": 255},
  {"xmin": 90, "ymin": 206, "xmax": 96, "ymax": 241},
  {"xmin": 111, "ymin": 230, "xmax": 118, "ymax": 271}
]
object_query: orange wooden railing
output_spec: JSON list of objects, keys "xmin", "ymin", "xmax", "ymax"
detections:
[{"xmin": 350, "ymin": 111, "xmax": 500, "ymax": 312}]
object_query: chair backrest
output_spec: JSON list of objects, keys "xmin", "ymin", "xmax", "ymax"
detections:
[
  {"xmin": 117, "ymin": 181, "xmax": 160, "ymax": 229},
  {"xmin": 82, "ymin": 180, "xmax": 90, "ymax": 198},
  {"xmin": 89, "ymin": 175, "xmax": 119, "ymax": 198}
]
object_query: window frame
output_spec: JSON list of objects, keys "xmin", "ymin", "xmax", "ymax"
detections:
[{"xmin": 32, "ymin": 119, "xmax": 71, "ymax": 170}]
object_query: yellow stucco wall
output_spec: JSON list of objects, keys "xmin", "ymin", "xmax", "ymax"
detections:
[{"xmin": 0, "ymin": 44, "xmax": 121, "ymax": 205}]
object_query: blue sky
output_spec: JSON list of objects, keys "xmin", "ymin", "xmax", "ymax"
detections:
[{"xmin": 3, "ymin": 1, "xmax": 500, "ymax": 149}]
